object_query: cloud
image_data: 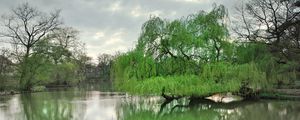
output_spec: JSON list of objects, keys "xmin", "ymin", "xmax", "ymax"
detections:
[
  {"xmin": 0, "ymin": 0, "xmax": 238, "ymax": 62},
  {"xmin": 130, "ymin": 5, "xmax": 163, "ymax": 17},
  {"xmin": 130, "ymin": 6, "xmax": 143, "ymax": 17},
  {"xmin": 177, "ymin": 0, "xmax": 210, "ymax": 3},
  {"xmin": 93, "ymin": 31, "xmax": 105, "ymax": 39},
  {"xmin": 103, "ymin": 30, "xmax": 124, "ymax": 46},
  {"xmin": 108, "ymin": 1, "xmax": 122, "ymax": 12}
]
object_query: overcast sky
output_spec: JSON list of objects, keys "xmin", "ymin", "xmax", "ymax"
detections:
[{"xmin": 0, "ymin": 0, "xmax": 240, "ymax": 62}]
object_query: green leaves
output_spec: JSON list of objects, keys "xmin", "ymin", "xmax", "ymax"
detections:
[
  {"xmin": 111, "ymin": 4, "xmax": 288, "ymax": 96},
  {"xmin": 137, "ymin": 5, "xmax": 229, "ymax": 63},
  {"xmin": 116, "ymin": 62, "xmax": 267, "ymax": 96}
]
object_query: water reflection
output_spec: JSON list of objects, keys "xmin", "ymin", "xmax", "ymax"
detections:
[
  {"xmin": 118, "ymin": 98, "xmax": 300, "ymax": 120},
  {"xmin": 1, "ymin": 91, "xmax": 300, "ymax": 120},
  {"xmin": 0, "ymin": 91, "xmax": 124, "ymax": 120},
  {"xmin": 21, "ymin": 91, "xmax": 86, "ymax": 120}
]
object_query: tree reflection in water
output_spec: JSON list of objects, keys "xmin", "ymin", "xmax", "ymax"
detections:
[
  {"xmin": 1, "ymin": 92, "xmax": 300, "ymax": 120},
  {"xmin": 118, "ymin": 97, "xmax": 300, "ymax": 120},
  {"xmin": 20, "ymin": 91, "xmax": 87, "ymax": 120}
]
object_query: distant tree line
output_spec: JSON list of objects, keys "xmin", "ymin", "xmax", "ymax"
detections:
[{"xmin": 83, "ymin": 53, "xmax": 115, "ymax": 82}]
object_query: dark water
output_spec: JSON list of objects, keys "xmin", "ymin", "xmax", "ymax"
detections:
[{"xmin": 0, "ymin": 89, "xmax": 300, "ymax": 120}]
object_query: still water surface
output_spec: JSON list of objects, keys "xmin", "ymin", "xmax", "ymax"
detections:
[{"xmin": 0, "ymin": 89, "xmax": 300, "ymax": 120}]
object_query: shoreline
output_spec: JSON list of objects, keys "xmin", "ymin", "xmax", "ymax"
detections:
[
  {"xmin": 0, "ymin": 85, "xmax": 73, "ymax": 96},
  {"xmin": 259, "ymin": 89, "xmax": 300, "ymax": 100},
  {"xmin": 2, "ymin": 88, "xmax": 300, "ymax": 101}
]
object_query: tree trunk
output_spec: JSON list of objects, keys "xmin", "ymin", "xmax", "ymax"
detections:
[{"xmin": 20, "ymin": 47, "xmax": 31, "ymax": 91}]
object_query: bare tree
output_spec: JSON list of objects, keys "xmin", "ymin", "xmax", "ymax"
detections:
[
  {"xmin": 0, "ymin": 2, "xmax": 62, "ymax": 59},
  {"xmin": 50, "ymin": 27, "xmax": 79, "ymax": 49},
  {"xmin": 48, "ymin": 27, "xmax": 87, "ymax": 64},
  {"xmin": 97, "ymin": 53, "xmax": 114, "ymax": 66},
  {"xmin": 35, "ymin": 27, "xmax": 81, "ymax": 64},
  {"xmin": 0, "ymin": 3, "xmax": 62, "ymax": 90},
  {"xmin": 233, "ymin": 0, "xmax": 300, "ymax": 63}
]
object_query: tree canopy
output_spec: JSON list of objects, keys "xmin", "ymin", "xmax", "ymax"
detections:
[{"xmin": 111, "ymin": 5, "xmax": 279, "ymax": 97}]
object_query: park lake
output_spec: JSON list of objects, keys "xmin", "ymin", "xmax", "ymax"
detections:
[
  {"xmin": 1, "ymin": 1, "xmax": 300, "ymax": 120},
  {"xmin": 0, "ymin": 84, "xmax": 300, "ymax": 120}
]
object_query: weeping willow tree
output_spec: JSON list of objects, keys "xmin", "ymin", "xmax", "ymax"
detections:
[
  {"xmin": 235, "ymin": 42, "xmax": 298, "ymax": 88},
  {"xmin": 112, "ymin": 50, "xmax": 157, "ymax": 89},
  {"xmin": 112, "ymin": 5, "xmax": 275, "ymax": 97},
  {"xmin": 137, "ymin": 5, "xmax": 230, "ymax": 63}
]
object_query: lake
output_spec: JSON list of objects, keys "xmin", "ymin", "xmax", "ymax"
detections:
[{"xmin": 0, "ymin": 89, "xmax": 300, "ymax": 120}]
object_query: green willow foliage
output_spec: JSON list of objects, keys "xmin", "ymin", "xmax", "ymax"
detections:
[
  {"xmin": 118, "ymin": 62, "xmax": 266, "ymax": 96},
  {"xmin": 235, "ymin": 42, "xmax": 298, "ymax": 87},
  {"xmin": 17, "ymin": 38, "xmax": 83, "ymax": 90},
  {"xmin": 112, "ymin": 5, "xmax": 288, "ymax": 96},
  {"xmin": 137, "ymin": 5, "xmax": 229, "ymax": 63}
]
